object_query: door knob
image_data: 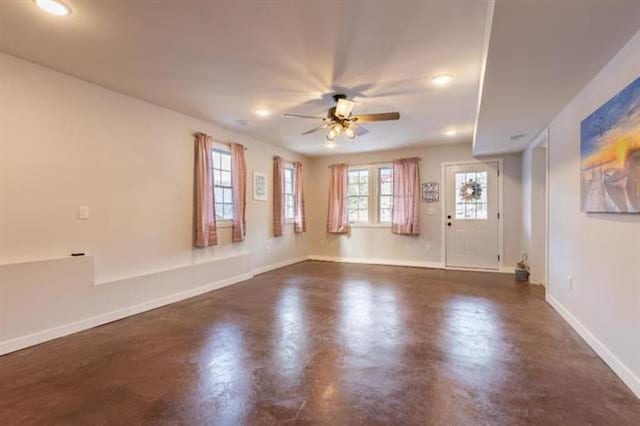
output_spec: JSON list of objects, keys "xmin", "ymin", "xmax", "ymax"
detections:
[
  {"xmin": 447, "ymin": 215, "xmax": 452, "ymax": 219},
  {"xmin": 447, "ymin": 222, "xmax": 452, "ymax": 227}
]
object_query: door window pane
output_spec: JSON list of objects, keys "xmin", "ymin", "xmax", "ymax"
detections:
[{"xmin": 455, "ymin": 171, "xmax": 488, "ymax": 220}]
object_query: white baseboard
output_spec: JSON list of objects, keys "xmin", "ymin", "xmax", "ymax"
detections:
[
  {"xmin": 1, "ymin": 253, "xmax": 315, "ymax": 356},
  {"xmin": 546, "ymin": 295, "xmax": 640, "ymax": 398},
  {"xmin": 0, "ymin": 271, "xmax": 253, "ymax": 356},
  {"xmin": 252, "ymin": 256, "xmax": 309, "ymax": 276},
  {"xmin": 308, "ymin": 255, "xmax": 444, "ymax": 269}
]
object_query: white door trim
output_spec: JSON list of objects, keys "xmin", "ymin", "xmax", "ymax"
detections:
[{"xmin": 440, "ymin": 158, "xmax": 504, "ymax": 271}]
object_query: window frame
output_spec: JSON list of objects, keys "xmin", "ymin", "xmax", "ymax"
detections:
[
  {"xmin": 212, "ymin": 146, "xmax": 234, "ymax": 225},
  {"xmin": 347, "ymin": 168, "xmax": 371, "ymax": 224},
  {"xmin": 284, "ymin": 165, "xmax": 296, "ymax": 222}
]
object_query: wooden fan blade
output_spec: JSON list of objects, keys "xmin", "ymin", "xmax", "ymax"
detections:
[
  {"xmin": 302, "ymin": 124, "xmax": 329, "ymax": 135},
  {"xmin": 282, "ymin": 113, "xmax": 326, "ymax": 119},
  {"xmin": 352, "ymin": 112, "xmax": 400, "ymax": 122}
]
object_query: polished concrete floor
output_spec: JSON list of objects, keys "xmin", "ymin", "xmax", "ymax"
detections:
[{"xmin": 1, "ymin": 261, "xmax": 639, "ymax": 425}]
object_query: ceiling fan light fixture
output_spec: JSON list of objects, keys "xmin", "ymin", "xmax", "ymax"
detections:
[
  {"xmin": 35, "ymin": 0, "xmax": 71, "ymax": 15},
  {"xmin": 326, "ymin": 130, "xmax": 337, "ymax": 141},
  {"xmin": 444, "ymin": 129, "xmax": 457, "ymax": 137},
  {"xmin": 432, "ymin": 74, "xmax": 453, "ymax": 87},
  {"xmin": 345, "ymin": 126, "xmax": 356, "ymax": 139},
  {"xmin": 335, "ymin": 99, "xmax": 356, "ymax": 118},
  {"xmin": 253, "ymin": 107, "xmax": 271, "ymax": 117},
  {"xmin": 333, "ymin": 123, "xmax": 343, "ymax": 135}
]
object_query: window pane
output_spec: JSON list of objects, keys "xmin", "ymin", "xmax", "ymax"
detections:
[
  {"xmin": 349, "ymin": 197, "xmax": 358, "ymax": 209},
  {"xmin": 220, "ymin": 171, "xmax": 231, "ymax": 186},
  {"xmin": 223, "ymin": 204, "xmax": 233, "ymax": 219},
  {"xmin": 359, "ymin": 182, "xmax": 368, "ymax": 195},
  {"xmin": 223, "ymin": 188, "xmax": 232, "ymax": 203},
  {"xmin": 212, "ymin": 152, "xmax": 221, "ymax": 169},
  {"xmin": 380, "ymin": 195, "xmax": 392, "ymax": 209},
  {"xmin": 380, "ymin": 209, "xmax": 392, "ymax": 223},
  {"xmin": 215, "ymin": 203, "xmax": 223, "ymax": 220},
  {"xmin": 214, "ymin": 187, "xmax": 223, "ymax": 202},
  {"xmin": 455, "ymin": 171, "xmax": 488, "ymax": 220},
  {"xmin": 214, "ymin": 170, "xmax": 221, "ymax": 185},
  {"xmin": 358, "ymin": 210, "xmax": 368, "ymax": 223},
  {"xmin": 358, "ymin": 196, "xmax": 368, "ymax": 210},
  {"xmin": 348, "ymin": 210, "xmax": 359, "ymax": 222},
  {"xmin": 220, "ymin": 153, "xmax": 231, "ymax": 171}
]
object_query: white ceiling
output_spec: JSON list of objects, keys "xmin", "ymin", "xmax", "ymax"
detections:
[
  {"xmin": 474, "ymin": 0, "xmax": 640, "ymax": 155},
  {"xmin": 0, "ymin": 0, "xmax": 490, "ymax": 157}
]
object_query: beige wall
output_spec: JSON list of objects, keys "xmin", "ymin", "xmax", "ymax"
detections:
[
  {"xmin": 546, "ymin": 28, "xmax": 640, "ymax": 396},
  {"xmin": 0, "ymin": 53, "xmax": 310, "ymax": 352},
  {"xmin": 0, "ymin": 53, "xmax": 310, "ymax": 282},
  {"xmin": 308, "ymin": 144, "xmax": 523, "ymax": 269}
]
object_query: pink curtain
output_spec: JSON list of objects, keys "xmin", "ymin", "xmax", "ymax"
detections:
[
  {"xmin": 392, "ymin": 158, "xmax": 421, "ymax": 235},
  {"xmin": 327, "ymin": 164, "xmax": 350, "ymax": 234},
  {"xmin": 230, "ymin": 143, "xmax": 247, "ymax": 242},
  {"xmin": 294, "ymin": 162, "xmax": 306, "ymax": 233},
  {"xmin": 194, "ymin": 133, "xmax": 217, "ymax": 247},
  {"xmin": 273, "ymin": 156, "xmax": 285, "ymax": 237}
]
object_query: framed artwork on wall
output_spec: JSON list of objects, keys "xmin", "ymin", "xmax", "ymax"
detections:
[
  {"xmin": 581, "ymin": 76, "xmax": 640, "ymax": 213},
  {"xmin": 422, "ymin": 182, "xmax": 439, "ymax": 203},
  {"xmin": 253, "ymin": 172, "xmax": 267, "ymax": 201}
]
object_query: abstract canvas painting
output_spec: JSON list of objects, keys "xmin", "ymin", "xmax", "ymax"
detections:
[{"xmin": 581, "ymin": 76, "xmax": 640, "ymax": 213}]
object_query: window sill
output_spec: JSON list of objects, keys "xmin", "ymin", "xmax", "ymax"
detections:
[
  {"xmin": 216, "ymin": 220, "xmax": 233, "ymax": 228},
  {"xmin": 350, "ymin": 223, "xmax": 391, "ymax": 228}
]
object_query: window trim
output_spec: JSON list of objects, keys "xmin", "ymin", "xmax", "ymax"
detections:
[{"xmin": 212, "ymin": 145, "xmax": 234, "ymax": 225}]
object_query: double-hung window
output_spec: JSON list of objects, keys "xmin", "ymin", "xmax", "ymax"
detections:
[
  {"xmin": 212, "ymin": 148, "xmax": 233, "ymax": 220},
  {"xmin": 348, "ymin": 169, "xmax": 369, "ymax": 223},
  {"xmin": 284, "ymin": 166, "xmax": 295, "ymax": 221},
  {"xmin": 347, "ymin": 165, "xmax": 394, "ymax": 225},
  {"xmin": 378, "ymin": 167, "xmax": 393, "ymax": 223}
]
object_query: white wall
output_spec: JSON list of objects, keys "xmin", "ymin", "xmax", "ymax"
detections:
[
  {"xmin": 546, "ymin": 29, "xmax": 640, "ymax": 396},
  {"xmin": 308, "ymin": 144, "xmax": 523, "ymax": 269},
  {"xmin": 521, "ymin": 134, "xmax": 547, "ymax": 285},
  {"xmin": 0, "ymin": 53, "xmax": 310, "ymax": 352}
]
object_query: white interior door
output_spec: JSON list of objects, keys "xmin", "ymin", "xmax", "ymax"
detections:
[{"xmin": 445, "ymin": 162, "xmax": 500, "ymax": 269}]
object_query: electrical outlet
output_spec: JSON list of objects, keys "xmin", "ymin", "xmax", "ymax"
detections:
[
  {"xmin": 568, "ymin": 276, "xmax": 573, "ymax": 290},
  {"xmin": 78, "ymin": 206, "xmax": 89, "ymax": 220}
]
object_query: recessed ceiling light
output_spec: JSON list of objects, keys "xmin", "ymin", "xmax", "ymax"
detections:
[
  {"xmin": 35, "ymin": 0, "xmax": 71, "ymax": 16},
  {"xmin": 253, "ymin": 107, "xmax": 271, "ymax": 117},
  {"xmin": 432, "ymin": 74, "xmax": 453, "ymax": 87},
  {"xmin": 444, "ymin": 129, "xmax": 457, "ymax": 137}
]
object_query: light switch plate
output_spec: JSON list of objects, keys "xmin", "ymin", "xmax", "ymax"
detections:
[{"xmin": 78, "ymin": 206, "xmax": 89, "ymax": 220}]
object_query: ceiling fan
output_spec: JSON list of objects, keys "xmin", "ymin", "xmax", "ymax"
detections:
[{"xmin": 282, "ymin": 94, "xmax": 400, "ymax": 142}]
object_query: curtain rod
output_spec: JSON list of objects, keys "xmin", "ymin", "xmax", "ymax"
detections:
[
  {"xmin": 274, "ymin": 155, "xmax": 302, "ymax": 165},
  {"xmin": 194, "ymin": 132, "xmax": 248, "ymax": 150},
  {"xmin": 328, "ymin": 158, "xmax": 421, "ymax": 168}
]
